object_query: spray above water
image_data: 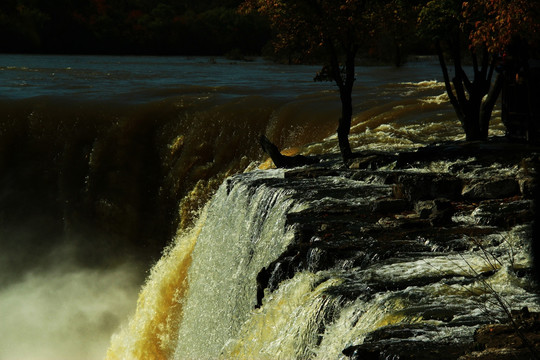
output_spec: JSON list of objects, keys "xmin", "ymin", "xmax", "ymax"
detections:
[
  {"xmin": 0, "ymin": 257, "xmax": 140, "ymax": 360},
  {"xmin": 2, "ymin": 56, "xmax": 527, "ymax": 359},
  {"xmin": 106, "ymin": 169, "xmax": 308, "ymax": 359}
]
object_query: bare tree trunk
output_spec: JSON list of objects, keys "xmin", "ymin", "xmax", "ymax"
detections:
[
  {"xmin": 327, "ymin": 41, "xmax": 355, "ymax": 163},
  {"xmin": 480, "ymin": 73, "xmax": 503, "ymax": 139},
  {"xmin": 437, "ymin": 40, "xmax": 465, "ymax": 124},
  {"xmin": 436, "ymin": 40, "xmax": 501, "ymax": 141},
  {"xmin": 259, "ymin": 135, "xmax": 318, "ymax": 168},
  {"xmin": 337, "ymin": 89, "xmax": 353, "ymax": 162}
]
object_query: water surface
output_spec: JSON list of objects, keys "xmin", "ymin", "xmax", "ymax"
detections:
[{"xmin": 0, "ymin": 55, "xmax": 504, "ymax": 360}]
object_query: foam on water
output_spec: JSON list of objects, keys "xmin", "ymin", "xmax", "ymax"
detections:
[{"xmin": 2, "ymin": 55, "xmax": 523, "ymax": 359}]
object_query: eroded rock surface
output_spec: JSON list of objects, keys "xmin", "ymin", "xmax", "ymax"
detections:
[{"xmin": 254, "ymin": 140, "xmax": 540, "ymax": 359}]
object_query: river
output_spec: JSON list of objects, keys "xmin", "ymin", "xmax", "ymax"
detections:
[{"xmin": 0, "ymin": 55, "xmax": 508, "ymax": 359}]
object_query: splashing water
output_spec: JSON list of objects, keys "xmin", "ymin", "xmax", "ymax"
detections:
[
  {"xmin": 0, "ymin": 55, "xmax": 520, "ymax": 359},
  {"xmin": 107, "ymin": 169, "xmax": 309, "ymax": 359}
]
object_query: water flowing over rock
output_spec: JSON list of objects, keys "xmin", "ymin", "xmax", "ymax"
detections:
[
  {"xmin": 173, "ymin": 170, "xmax": 307, "ymax": 358},
  {"xmin": 4, "ymin": 56, "xmax": 529, "ymax": 359},
  {"xmin": 109, "ymin": 140, "xmax": 540, "ymax": 360}
]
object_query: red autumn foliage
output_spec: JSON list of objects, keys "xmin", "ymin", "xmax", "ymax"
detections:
[{"xmin": 463, "ymin": 0, "xmax": 540, "ymax": 53}]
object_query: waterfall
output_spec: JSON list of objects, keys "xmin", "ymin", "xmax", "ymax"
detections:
[
  {"xmin": 173, "ymin": 169, "xmax": 307, "ymax": 359},
  {"xmin": 222, "ymin": 272, "xmax": 346, "ymax": 360},
  {"xmin": 107, "ymin": 169, "xmax": 307, "ymax": 359},
  {"xmin": 108, "ymin": 156, "xmax": 540, "ymax": 360},
  {"xmin": 220, "ymin": 226, "xmax": 539, "ymax": 360}
]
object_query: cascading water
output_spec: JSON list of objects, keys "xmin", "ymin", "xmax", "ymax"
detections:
[
  {"xmin": 109, "ymin": 154, "xmax": 539, "ymax": 359},
  {"xmin": 173, "ymin": 170, "xmax": 308, "ymax": 359},
  {"xmin": 223, "ymin": 272, "xmax": 346, "ymax": 360},
  {"xmin": 107, "ymin": 169, "xmax": 309, "ymax": 359},
  {"xmin": 2, "ymin": 55, "xmax": 536, "ymax": 359}
]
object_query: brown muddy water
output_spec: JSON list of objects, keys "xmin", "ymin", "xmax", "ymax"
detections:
[{"xmin": 0, "ymin": 55, "xmax": 510, "ymax": 359}]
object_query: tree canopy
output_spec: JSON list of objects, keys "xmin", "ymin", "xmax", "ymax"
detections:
[
  {"xmin": 463, "ymin": 0, "xmax": 540, "ymax": 55},
  {"xmin": 1, "ymin": 0, "xmax": 429, "ymax": 59},
  {"xmin": 246, "ymin": 0, "xmax": 540, "ymax": 152},
  {"xmin": 0, "ymin": 0, "xmax": 270, "ymax": 55},
  {"xmin": 418, "ymin": 0, "xmax": 539, "ymax": 141},
  {"xmin": 2, "ymin": 0, "xmax": 537, "ymax": 60},
  {"xmin": 243, "ymin": 0, "xmax": 398, "ymax": 161}
]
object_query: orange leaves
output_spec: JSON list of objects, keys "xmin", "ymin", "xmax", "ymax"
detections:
[
  {"xmin": 463, "ymin": 0, "xmax": 540, "ymax": 53},
  {"xmin": 239, "ymin": 0, "xmax": 379, "ymax": 59},
  {"xmin": 246, "ymin": 0, "xmax": 469, "ymax": 63}
]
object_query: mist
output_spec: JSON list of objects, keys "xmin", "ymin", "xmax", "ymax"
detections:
[{"xmin": 0, "ymin": 243, "xmax": 143, "ymax": 360}]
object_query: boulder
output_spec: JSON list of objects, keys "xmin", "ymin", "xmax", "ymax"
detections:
[
  {"xmin": 462, "ymin": 178, "xmax": 520, "ymax": 200},
  {"xmin": 459, "ymin": 308, "xmax": 540, "ymax": 360},
  {"xmin": 472, "ymin": 200, "xmax": 533, "ymax": 227},
  {"xmin": 372, "ymin": 198, "xmax": 410, "ymax": 214},
  {"xmin": 395, "ymin": 173, "xmax": 462, "ymax": 201},
  {"xmin": 518, "ymin": 176, "xmax": 537, "ymax": 198},
  {"xmin": 414, "ymin": 198, "xmax": 455, "ymax": 226}
]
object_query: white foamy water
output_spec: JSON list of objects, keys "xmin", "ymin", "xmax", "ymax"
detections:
[{"xmin": 0, "ymin": 55, "xmax": 513, "ymax": 359}]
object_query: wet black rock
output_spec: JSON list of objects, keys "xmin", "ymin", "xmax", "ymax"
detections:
[
  {"xmin": 250, "ymin": 140, "xmax": 539, "ymax": 359},
  {"xmin": 414, "ymin": 198, "xmax": 455, "ymax": 226},
  {"xmin": 472, "ymin": 200, "xmax": 533, "ymax": 227},
  {"xmin": 462, "ymin": 178, "xmax": 520, "ymax": 200},
  {"xmin": 348, "ymin": 151, "xmax": 399, "ymax": 170},
  {"xmin": 372, "ymin": 198, "xmax": 410, "ymax": 214},
  {"xmin": 396, "ymin": 138, "xmax": 540, "ymax": 167},
  {"xmin": 459, "ymin": 308, "xmax": 540, "ymax": 360},
  {"xmin": 394, "ymin": 173, "xmax": 462, "ymax": 201},
  {"xmin": 343, "ymin": 339, "xmax": 470, "ymax": 360},
  {"xmin": 259, "ymin": 134, "xmax": 320, "ymax": 168},
  {"xmin": 519, "ymin": 176, "xmax": 537, "ymax": 198}
]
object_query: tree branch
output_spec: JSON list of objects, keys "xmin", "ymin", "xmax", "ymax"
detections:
[
  {"xmin": 480, "ymin": 72, "xmax": 503, "ymax": 137},
  {"xmin": 472, "ymin": 48, "xmax": 480, "ymax": 76},
  {"xmin": 486, "ymin": 58, "xmax": 496, "ymax": 84},
  {"xmin": 452, "ymin": 44, "xmax": 469, "ymax": 106},
  {"xmin": 436, "ymin": 39, "xmax": 462, "ymax": 117},
  {"xmin": 480, "ymin": 46, "xmax": 490, "ymax": 80},
  {"xmin": 325, "ymin": 38, "xmax": 344, "ymax": 90},
  {"xmin": 453, "ymin": 71, "xmax": 468, "ymax": 107},
  {"xmin": 259, "ymin": 135, "xmax": 319, "ymax": 168},
  {"xmin": 459, "ymin": 66, "xmax": 473, "ymax": 94}
]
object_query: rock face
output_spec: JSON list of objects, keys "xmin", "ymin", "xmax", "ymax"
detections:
[
  {"xmin": 460, "ymin": 308, "xmax": 540, "ymax": 360},
  {"xmin": 462, "ymin": 178, "xmax": 520, "ymax": 200},
  {"xmin": 254, "ymin": 140, "xmax": 540, "ymax": 359}
]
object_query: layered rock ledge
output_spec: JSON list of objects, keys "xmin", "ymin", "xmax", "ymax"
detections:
[{"xmin": 250, "ymin": 139, "xmax": 540, "ymax": 359}]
